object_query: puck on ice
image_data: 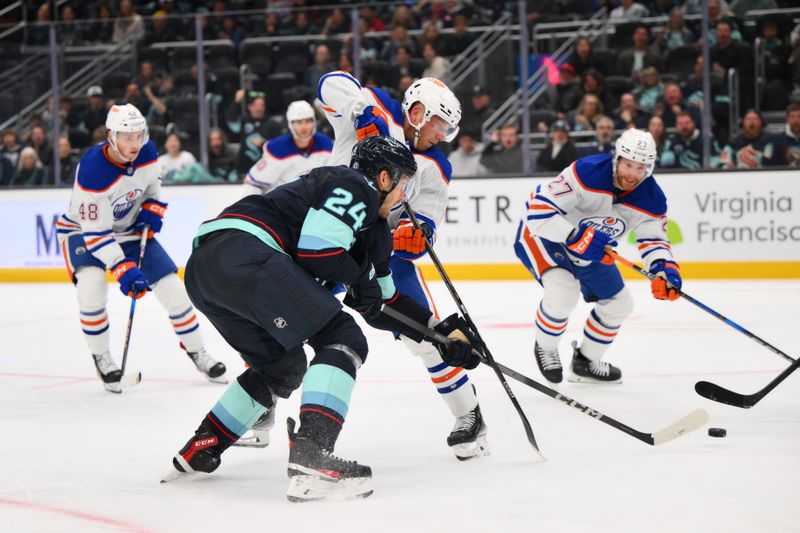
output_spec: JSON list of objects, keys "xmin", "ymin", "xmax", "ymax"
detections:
[{"xmin": 708, "ymin": 427, "xmax": 727, "ymax": 438}]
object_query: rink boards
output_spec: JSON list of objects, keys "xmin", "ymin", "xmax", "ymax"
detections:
[{"xmin": 1, "ymin": 169, "xmax": 798, "ymax": 281}]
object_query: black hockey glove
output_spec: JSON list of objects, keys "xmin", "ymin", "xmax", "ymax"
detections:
[
  {"xmin": 432, "ymin": 314, "xmax": 482, "ymax": 370},
  {"xmin": 343, "ymin": 262, "xmax": 383, "ymax": 320}
]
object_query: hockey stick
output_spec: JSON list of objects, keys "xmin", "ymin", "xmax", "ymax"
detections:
[
  {"xmin": 610, "ymin": 251, "xmax": 795, "ymax": 364},
  {"xmin": 693, "ymin": 356, "xmax": 800, "ymax": 409},
  {"xmin": 400, "ymin": 202, "xmax": 544, "ymax": 457},
  {"xmin": 382, "ymin": 305, "xmax": 709, "ymax": 446},
  {"xmin": 118, "ymin": 226, "xmax": 149, "ymax": 391}
]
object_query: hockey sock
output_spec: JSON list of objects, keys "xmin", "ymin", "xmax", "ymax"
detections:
[
  {"xmin": 299, "ymin": 360, "xmax": 356, "ymax": 452},
  {"xmin": 536, "ymin": 268, "xmax": 579, "ymax": 350},
  {"xmin": 75, "ymin": 266, "xmax": 110, "ymax": 355},
  {"xmin": 580, "ymin": 288, "xmax": 633, "ymax": 360},
  {"xmin": 401, "ymin": 335, "xmax": 477, "ymax": 417},
  {"xmin": 535, "ymin": 302, "xmax": 569, "ymax": 351},
  {"xmin": 152, "ymin": 274, "xmax": 204, "ymax": 352},
  {"xmin": 80, "ymin": 307, "xmax": 110, "ymax": 354},
  {"xmin": 206, "ymin": 375, "xmax": 270, "ymax": 448}
]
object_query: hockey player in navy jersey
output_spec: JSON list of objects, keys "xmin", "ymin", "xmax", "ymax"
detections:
[
  {"xmin": 57, "ymin": 104, "xmax": 227, "ymax": 392},
  {"xmin": 241, "ymin": 100, "xmax": 333, "ymax": 196},
  {"xmin": 298, "ymin": 71, "xmax": 490, "ymax": 460},
  {"xmin": 161, "ymin": 136, "xmax": 480, "ymax": 501},
  {"xmin": 514, "ymin": 128, "xmax": 682, "ymax": 384}
]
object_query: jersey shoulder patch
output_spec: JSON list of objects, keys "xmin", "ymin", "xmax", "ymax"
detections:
[
  {"xmin": 313, "ymin": 132, "xmax": 334, "ymax": 151},
  {"xmin": 76, "ymin": 144, "xmax": 125, "ymax": 192},
  {"xmin": 573, "ymin": 153, "xmax": 614, "ymax": 194},
  {"xmin": 265, "ymin": 134, "xmax": 299, "ymax": 159},
  {"xmin": 415, "ymin": 145, "xmax": 452, "ymax": 184},
  {"xmin": 616, "ymin": 176, "xmax": 667, "ymax": 217},
  {"xmin": 365, "ymin": 86, "xmax": 405, "ymax": 127}
]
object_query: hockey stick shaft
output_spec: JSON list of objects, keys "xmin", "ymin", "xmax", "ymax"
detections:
[
  {"xmin": 120, "ymin": 226, "xmax": 149, "ymax": 375},
  {"xmin": 401, "ymin": 203, "xmax": 543, "ymax": 455},
  {"xmin": 610, "ymin": 251, "xmax": 795, "ymax": 364},
  {"xmin": 382, "ymin": 305, "xmax": 708, "ymax": 446}
]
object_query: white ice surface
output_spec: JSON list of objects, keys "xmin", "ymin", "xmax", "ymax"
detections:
[{"xmin": 1, "ymin": 280, "xmax": 799, "ymax": 533}]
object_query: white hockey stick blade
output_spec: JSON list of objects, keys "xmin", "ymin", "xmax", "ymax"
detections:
[
  {"xmin": 119, "ymin": 371, "xmax": 142, "ymax": 391},
  {"xmin": 650, "ymin": 408, "xmax": 709, "ymax": 445}
]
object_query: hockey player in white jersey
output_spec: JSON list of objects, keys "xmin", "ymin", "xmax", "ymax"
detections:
[
  {"xmin": 57, "ymin": 104, "xmax": 228, "ymax": 392},
  {"xmin": 306, "ymin": 71, "xmax": 488, "ymax": 460},
  {"xmin": 514, "ymin": 128, "xmax": 682, "ymax": 384},
  {"xmin": 241, "ymin": 100, "xmax": 333, "ymax": 196}
]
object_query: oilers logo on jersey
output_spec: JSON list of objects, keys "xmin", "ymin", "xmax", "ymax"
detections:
[
  {"xmin": 579, "ymin": 216, "xmax": 627, "ymax": 240},
  {"xmin": 111, "ymin": 188, "xmax": 143, "ymax": 220}
]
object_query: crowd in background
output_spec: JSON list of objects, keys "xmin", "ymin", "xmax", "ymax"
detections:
[{"xmin": 1, "ymin": 0, "xmax": 800, "ymax": 187}]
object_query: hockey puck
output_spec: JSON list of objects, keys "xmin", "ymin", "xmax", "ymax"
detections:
[{"xmin": 708, "ymin": 427, "xmax": 727, "ymax": 438}]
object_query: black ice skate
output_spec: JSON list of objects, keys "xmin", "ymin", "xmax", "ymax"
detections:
[
  {"xmin": 286, "ymin": 418, "xmax": 372, "ymax": 502},
  {"xmin": 233, "ymin": 403, "xmax": 276, "ymax": 448},
  {"xmin": 534, "ymin": 342, "xmax": 563, "ymax": 384},
  {"xmin": 161, "ymin": 420, "xmax": 223, "ymax": 483},
  {"xmin": 92, "ymin": 352, "xmax": 123, "ymax": 393},
  {"xmin": 447, "ymin": 402, "xmax": 490, "ymax": 461},
  {"xmin": 186, "ymin": 348, "xmax": 228, "ymax": 384},
  {"xmin": 568, "ymin": 341, "xmax": 622, "ymax": 384}
]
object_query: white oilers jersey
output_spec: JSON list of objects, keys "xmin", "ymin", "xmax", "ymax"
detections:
[
  {"xmin": 57, "ymin": 141, "xmax": 161, "ymax": 268},
  {"xmin": 523, "ymin": 153, "xmax": 675, "ymax": 269},
  {"xmin": 318, "ymin": 71, "xmax": 453, "ymax": 260},
  {"xmin": 243, "ymin": 131, "xmax": 333, "ymax": 196}
]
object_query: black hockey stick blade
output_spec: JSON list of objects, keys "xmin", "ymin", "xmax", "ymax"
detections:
[{"xmin": 695, "ymin": 356, "xmax": 800, "ymax": 409}]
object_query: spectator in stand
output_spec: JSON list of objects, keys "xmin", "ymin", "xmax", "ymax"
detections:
[
  {"xmin": 397, "ymin": 74, "xmax": 415, "ymax": 94},
  {"xmin": 461, "ymin": 85, "xmax": 496, "ymax": 137},
  {"xmin": 617, "ymin": 25, "xmax": 663, "ymax": 80},
  {"xmin": 450, "ymin": 131, "xmax": 486, "ymax": 177},
  {"xmin": 219, "ymin": 16, "xmax": 246, "ymax": 46},
  {"xmin": 649, "ymin": 0, "xmax": 682, "ymax": 17},
  {"xmin": 633, "ymin": 66, "xmax": 663, "ymax": 113},
  {"xmin": 322, "ymin": 8, "xmax": 350, "ymax": 35},
  {"xmin": 143, "ymin": 75, "xmax": 175, "ymax": 127},
  {"xmin": 613, "ymin": 92, "xmax": 651, "ymax": 130},
  {"xmin": 284, "ymin": 11, "xmax": 318, "ymax": 36},
  {"xmin": 769, "ymin": 104, "xmax": 800, "ymax": 167},
  {"xmin": 719, "ymin": 110, "xmax": 776, "ymax": 169},
  {"xmin": 121, "ymin": 82, "xmax": 150, "ymax": 117},
  {"xmin": 159, "ymin": 133, "xmax": 198, "ymax": 182},
  {"xmin": 391, "ymin": 5, "xmax": 418, "ymax": 30},
  {"xmin": 27, "ymin": 125, "xmax": 52, "ymax": 169},
  {"xmin": 661, "ymin": 112, "xmax": 720, "ymax": 169},
  {"xmin": 537, "ymin": 120, "xmax": 578, "ymax": 172},
  {"xmin": 208, "ymin": 128, "xmax": 238, "ymax": 182},
  {"xmin": 59, "ymin": 5, "xmax": 85, "ymax": 46},
  {"xmin": 27, "ymin": 3, "xmax": 50, "ymax": 46},
  {"xmin": 381, "ymin": 25, "xmax": 419, "ymax": 62},
  {"xmin": 610, "ymin": 0, "xmax": 649, "ymax": 19},
  {"xmin": 81, "ymin": 86, "xmax": 107, "ymax": 132},
  {"xmin": 579, "ymin": 69, "xmax": 617, "ymax": 116},
  {"xmin": 48, "ymin": 137, "xmax": 80, "ymax": 184},
  {"xmin": 579, "ymin": 116, "xmax": 616, "ymax": 157},
  {"xmin": 9, "ymin": 147, "xmax": 47, "ymax": 187},
  {"xmin": 729, "ymin": 0, "xmax": 777, "ymax": 17},
  {"xmin": 480, "ymin": 122, "xmax": 523, "ymax": 175},
  {"xmin": 136, "ymin": 61, "xmax": 159, "ymax": 93},
  {"xmin": 654, "ymin": 82, "xmax": 698, "ymax": 128},
  {"xmin": 338, "ymin": 53, "xmax": 355, "ymax": 75},
  {"xmin": 393, "ymin": 46, "xmax": 419, "ymax": 80},
  {"xmin": 569, "ymin": 94, "xmax": 605, "ymax": 132},
  {"xmin": 711, "ymin": 19, "xmax": 754, "ymax": 109},
  {"xmin": 760, "ymin": 19, "xmax": 792, "ymax": 90},
  {"xmin": 697, "ymin": 0, "xmax": 742, "ymax": 46},
  {"xmin": 255, "ymin": 12, "xmax": 282, "ymax": 37},
  {"xmin": 305, "ymin": 43, "xmax": 334, "ymax": 89},
  {"xmin": 421, "ymin": 42, "xmax": 451, "ymax": 85},
  {"xmin": 443, "ymin": 14, "xmax": 476, "ymax": 57},
  {"xmin": 569, "ymin": 38, "xmax": 599, "ymax": 76},
  {"xmin": 145, "ymin": 10, "xmax": 179, "ymax": 45},
  {"xmin": 43, "ymin": 95, "xmax": 82, "ymax": 131},
  {"xmin": 227, "ymin": 90, "xmax": 283, "ymax": 176},
  {"xmin": 90, "ymin": 3, "xmax": 115, "ymax": 45},
  {"xmin": 345, "ymin": 18, "xmax": 382, "ymax": 62},
  {"xmin": 113, "ymin": 0, "xmax": 145, "ymax": 43},
  {"xmin": 656, "ymin": 9, "xmax": 695, "ymax": 51},
  {"xmin": 419, "ymin": 23, "xmax": 442, "ymax": 54},
  {"xmin": 0, "ymin": 129, "xmax": 23, "ymax": 170},
  {"xmin": 647, "ymin": 114, "xmax": 666, "ymax": 165},
  {"xmin": 361, "ymin": 5, "xmax": 385, "ymax": 32},
  {"xmin": 542, "ymin": 63, "xmax": 580, "ymax": 116},
  {"xmin": 0, "ymin": 155, "xmax": 13, "ymax": 186}
]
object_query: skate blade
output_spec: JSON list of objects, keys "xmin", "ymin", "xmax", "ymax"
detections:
[
  {"xmin": 160, "ymin": 467, "xmax": 192, "ymax": 483},
  {"xmin": 232, "ymin": 432, "xmax": 270, "ymax": 448},
  {"xmin": 452, "ymin": 434, "xmax": 491, "ymax": 461},
  {"xmin": 567, "ymin": 372, "xmax": 623, "ymax": 384},
  {"xmin": 286, "ymin": 475, "xmax": 373, "ymax": 502},
  {"xmin": 205, "ymin": 372, "xmax": 228, "ymax": 384}
]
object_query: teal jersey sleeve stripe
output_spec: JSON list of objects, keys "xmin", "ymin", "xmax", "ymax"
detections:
[
  {"xmin": 211, "ymin": 380, "xmax": 270, "ymax": 437},
  {"xmin": 377, "ymin": 273, "xmax": 396, "ymax": 299},
  {"xmin": 194, "ymin": 218, "xmax": 285, "ymax": 254},
  {"xmin": 300, "ymin": 364, "xmax": 356, "ymax": 419},
  {"xmin": 300, "ymin": 208, "xmax": 356, "ymax": 251}
]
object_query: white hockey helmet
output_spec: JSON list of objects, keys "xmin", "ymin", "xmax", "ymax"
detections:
[
  {"xmin": 402, "ymin": 77, "xmax": 461, "ymax": 146},
  {"xmin": 105, "ymin": 103, "xmax": 149, "ymax": 157},
  {"xmin": 286, "ymin": 100, "xmax": 316, "ymax": 139},
  {"xmin": 614, "ymin": 128, "xmax": 657, "ymax": 177}
]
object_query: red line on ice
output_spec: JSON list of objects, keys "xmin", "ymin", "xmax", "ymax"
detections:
[{"xmin": 0, "ymin": 497, "xmax": 156, "ymax": 533}]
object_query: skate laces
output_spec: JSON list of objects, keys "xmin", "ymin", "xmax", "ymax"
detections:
[
  {"xmin": 589, "ymin": 360, "xmax": 611, "ymax": 377},
  {"xmin": 452, "ymin": 409, "xmax": 478, "ymax": 433},
  {"xmin": 189, "ymin": 349, "xmax": 216, "ymax": 372},
  {"xmin": 92, "ymin": 352, "xmax": 119, "ymax": 374},
  {"xmin": 536, "ymin": 346, "xmax": 562, "ymax": 371}
]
